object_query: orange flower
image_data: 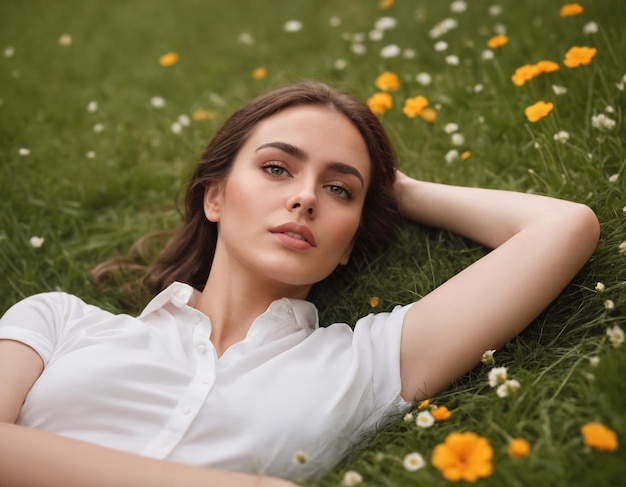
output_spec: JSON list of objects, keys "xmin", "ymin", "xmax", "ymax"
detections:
[
  {"xmin": 191, "ymin": 109, "xmax": 216, "ymax": 121},
  {"xmin": 420, "ymin": 107, "xmax": 437, "ymax": 123},
  {"xmin": 432, "ymin": 406, "xmax": 452, "ymax": 421},
  {"xmin": 432, "ymin": 432, "xmax": 494, "ymax": 482},
  {"xmin": 581, "ymin": 423, "xmax": 618, "ymax": 451},
  {"xmin": 159, "ymin": 52, "xmax": 179, "ymax": 67},
  {"xmin": 402, "ymin": 96, "xmax": 429, "ymax": 118},
  {"xmin": 559, "ymin": 3, "xmax": 583, "ymax": 17},
  {"xmin": 507, "ymin": 438, "xmax": 531, "ymax": 458},
  {"xmin": 367, "ymin": 92, "xmax": 392, "ymax": 115},
  {"xmin": 369, "ymin": 296, "xmax": 380, "ymax": 308},
  {"xmin": 461, "ymin": 150, "xmax": 471, "ymax": 160},
  {"xmin": 511, "ymin": 60, "xmax": 559, "ymax": 86},
  {"xmin": 417, "ymin": 399, "xmax": 431, "ymax": 410},
  {"xmin": 564, "ymin": 46, "xmax": 597, "ymax": 68},
  {"xmin": 487, "ymin": 34, "xmax": 508, "ymax": 49},
  {"xmin": 374, "ymin": 71, "xmax": 400, "ymax": 92},
  {"xmin": 524, "ymin": 101, "xmax": 554, "ymax": 122},
  {"xmin": 379, "ymin": 0, "xmax": 394, "ymax": 9},
  {"xmin": 251, "ymin": 67, "xmax": 267, "ymax": 80},
  {"xmin": 511, "ymin": 64, "xmax": 541, "ymax": 86},
  {"xmin": 535, "ymin": 60, "xmax": 560, "ymax": 73}
]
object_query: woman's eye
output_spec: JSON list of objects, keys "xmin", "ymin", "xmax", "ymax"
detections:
[
  {"xmin": 326, "ymin": 184, "xmax": 352, "ymax": 200},
  {"xmin": 263, "ymin": 164, "xmax": 288, "ymax": 177}
]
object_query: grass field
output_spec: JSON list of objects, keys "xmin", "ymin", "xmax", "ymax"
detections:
[{"xmin": 1, "ymin": 0, "xmax": 624, "ymax": 485}]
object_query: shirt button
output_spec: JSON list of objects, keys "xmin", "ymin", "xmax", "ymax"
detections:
[
  {"xmin": 201, "ymin": 377, "xmax": 210, "ymax": 384},
  {"xmin": 197, "ymin": 344, "xmax": 207, "ymax": 354},
  {"xmin": 182, "ymin": 407, "xmax": 191, "ymax": 415}
]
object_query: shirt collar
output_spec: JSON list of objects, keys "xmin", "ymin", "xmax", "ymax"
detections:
[{"xmin": 138, "ymin": 282, "xmax": 319, "ymax": 333}]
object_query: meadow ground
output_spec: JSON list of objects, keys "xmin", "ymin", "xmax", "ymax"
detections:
[{"xmin": 0, "ymin": 0, "xmax": 624, "ymax": 485}]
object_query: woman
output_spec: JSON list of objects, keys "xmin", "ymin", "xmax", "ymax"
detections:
[{"xmin": 0, "ymin": 81, "xmax": 599, "ymax": 486}]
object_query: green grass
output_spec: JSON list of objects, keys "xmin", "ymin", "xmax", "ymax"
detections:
[{"xmin": 1, "ymin": 0, "xmax": 625, "ymax": 485}]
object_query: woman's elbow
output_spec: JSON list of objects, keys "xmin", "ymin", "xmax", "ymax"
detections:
[{"xmin": 566, "ymin": 202, "xmax": 600, "ymax": 259}]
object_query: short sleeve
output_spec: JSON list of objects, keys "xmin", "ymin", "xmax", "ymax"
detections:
[
  {"xmin": 0, "ymin": 292, "xmax": 98, "ymax": 364},
  {"xmin": 351, "ymin": 303, "xmax": 414, "ymax": 415}
]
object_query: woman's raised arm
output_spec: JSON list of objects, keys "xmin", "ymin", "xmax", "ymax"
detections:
[
  {"xmin": 394, "ymin": 171, "xmax": 600, "ymax": 402},
  {"xmin": 0, "ymin": 340, "xmax": 296, "ymax": 487}
]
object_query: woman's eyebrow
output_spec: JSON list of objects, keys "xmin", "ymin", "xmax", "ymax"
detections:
[{"xmin": 255, "ymin": 141, "xmax": 364, "ymax": 187}]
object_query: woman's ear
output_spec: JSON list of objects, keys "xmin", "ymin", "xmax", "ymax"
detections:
[{"xmin": 203, "ymin": 182, "xmax": 224, "ymax": 222}]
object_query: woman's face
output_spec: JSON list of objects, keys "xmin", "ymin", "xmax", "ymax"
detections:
[{"xmin": 204, "ymin": 104, "xmax": 371, "ymax": 291}]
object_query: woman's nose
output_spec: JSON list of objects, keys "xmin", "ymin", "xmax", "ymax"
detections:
[{"xmin": 287, "ymin": 184, "xmax": 316, "ymax": 218}]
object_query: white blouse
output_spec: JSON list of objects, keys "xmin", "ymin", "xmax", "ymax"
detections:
[{"xmin": 0, "ymin": 282, "xmax": 412, "ymax": 481}]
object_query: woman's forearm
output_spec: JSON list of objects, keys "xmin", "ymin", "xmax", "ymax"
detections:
[
  {"xmin": 0, "ymin": 423, "xmax": 295, "ymax": 487},
  {"xmin": 394, "ymin": 171, "xmax": 598, "ymax": 250}
]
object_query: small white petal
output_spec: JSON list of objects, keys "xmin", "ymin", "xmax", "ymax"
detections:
[
  {"xmin": 86, "ymin": 100, "xmax": 98, "ymax": 113},
  {"xmin": 177, "ymin": 114, "xmax": 190, "ymax": 126},
  {"xmin": 444, "ymin": 123, "xmax": 459, "ymax": 134},
  {"xmin": 334, "ymin": 58, "xmax": 347, "ymax": 70},
  {"xmin": 375, "ymin": 16, "xmax": 398, "ymax": 31},
  {"xmin": 4, "ymin": 46, "xmax": 15, "ymax": 57},
  {"xmin": 488, "ymin": 5, "xmax": 502, "ymax": 16},
  {"xmin": 415, "ymin": 411, "xmax": 435, "ymax": 428},
  {"xmin": 29, "ymin": 236, "xmax": 45, "ymax": 248},
  {"xmin": 150, "ymin": 96, "xmax": 166, "ymax": 108},
  {"xmin": 18, "ymin": 148, "xmax": 30, "ymax": 156},
  {"xmin": 450, "ymin": 0, "xmax": 467, "ymax": 13},
  {"xmin": 481, "ymin": 49, "xmax": 495, "ymax": 60},
  {"xmin": 583, "ymin": 21, "xmax": 598, "ymax": 35},
  {"xmin": 369, "ymin": 29, "xmax": 384, "ymax": 41},
  {"xmin": 86, "ymin": 151, "xmax": 96, "ymax": 159},
  {"xmin": 451, "ymin": 133, "xmax": 465, "ymax": 146},
  {"xmin": 434, "ymin": 40, "xmax": 448, "ymax": 52},
  {"xmin": 380, "ymin": 44, "xmax": 401, "ymax": 58},
  {"xmin": 351, "ymin": 43, "xmax": 366, "ymax": 55},
  {"xmin": 283, "ymin": 20, "xmax": 303, "ymax": 32},
  {"xmin": 552, "ymin": 84, "xmax": 568, "ymax": 95},
  {"xmin": 329, "ymin": 16, "xmax": 342, "ymax": 27},
  {"xmin": 445, "ymin": 54, "xmax": 460, "ymax": 66},
  {"xmin": 403, "ymin": 452, "xmax": 425, "ymax": 472},
  {"xmin": 341, "ymin": 470, "xmax": 363, "ymax": 486},
  {"xmin": 238, "ymin": 32, "xmax": 254, "ymax": 45},
  {"xmin": 416, "ymin": 72, "xmax": 432, "ymax": 85}
]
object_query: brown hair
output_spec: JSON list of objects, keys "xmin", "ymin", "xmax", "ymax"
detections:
[{"xmin": 96, "ymin": 81, "xmax": 400, "ymax": 295}]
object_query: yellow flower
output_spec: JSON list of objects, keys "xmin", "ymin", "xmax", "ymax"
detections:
[
  {"xmin": 379, "ymin": 0, "xmax": 394, "ymax": 9},
  {"xmin": 402, "ymin": 96, "xmax": 429, "ymax": 118},
  {"xmin": 369, "ymin": 296, "xmax": 380, "ymax": 308},
  {"xmin": 374, "ymin": 71, "xmax": 400, "ymax": 92},
  {"xmin": 560, "ymin": 3, "xmax": 583, "ymax": 17},
  {"xmin": 417, "ymin": 399, "xmax": 431, "ymax": 410},
  {"xmin": 461, "ymin": 150, "xmax": 471, "ymax": 160},
  {"xmin": 192, "ymin": 109, "xmax": 216, "ymax": 121},
  {"xmin": 581, "ymin": 423, "xmax": 618, "ymax": 451},
  {"xmin": 159, "ymin": 52, "xmax": 179, "ymax": 67},
  {"xmin": 432, "ymin": 432, "xmax": 494, "ymax": 482},
  {"xmin": 564, "ymin": 46, "xmax": 598, "ymax": 68},
  {"xmin": 511, "ymin": 64, "xmax": 541, "ymax": 86},
  {"xmin": 487, "ymin": 34, "xmax": 508, "ymax": 49},
  {"xmin": 524, "ymin": 101, "xmax": 554, "ymax": 122},
  {"xmin": 420, "ymin": 107, "xmax": 437, "ymax": 123},
  {"xmin": 507, "ymin": 438, "xmax": 531, "ymax": 458},
  {"xmin": 432, "ymin": 406, "xmax": 452, "ymax": 421},
  {"xmin": 367, "ymin": 92, "xmax": 392, "ymax": 115},
  {"xmin": 251, "ymin": 67, "xmax": 267, "ymax": 80},
  {"xmin": 535, "ymin": 60, "xmax": 560, "ymax": 73}
]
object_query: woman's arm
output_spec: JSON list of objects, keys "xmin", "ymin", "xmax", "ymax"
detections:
[
  {"xmin": 0, "ymin": 340, "xmax": 296, "ymax": 487},
  {"xmin": 394, "ymin": 172, "xmax": 600, "ymax": 401}
]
